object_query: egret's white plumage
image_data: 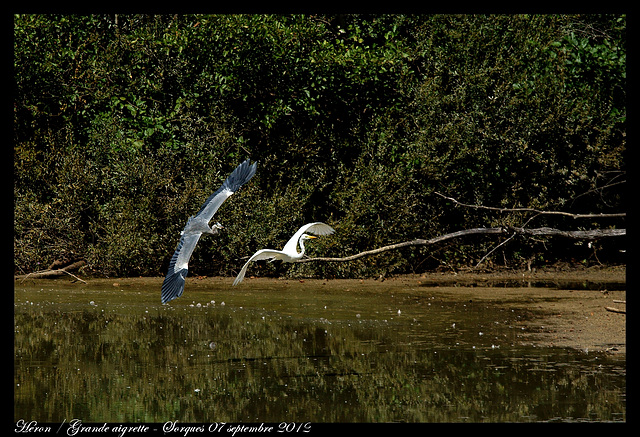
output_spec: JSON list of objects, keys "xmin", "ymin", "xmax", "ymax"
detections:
[
  {"xmin": 161, "ymin": 159, "xmax": 257, "ymax": 304},
  {"xmin": 232, "ymin": 222, "xmax": 334, "ymax": 286}
]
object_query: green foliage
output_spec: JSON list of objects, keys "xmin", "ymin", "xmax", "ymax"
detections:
[{"xmin": 14, "ymin": 14, "xmax": 625, "ymax": 277}]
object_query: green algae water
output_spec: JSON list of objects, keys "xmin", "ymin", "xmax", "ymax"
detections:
[{"xmin": 14, "ymin": 279, "xmax": 625, "ymax": 422}]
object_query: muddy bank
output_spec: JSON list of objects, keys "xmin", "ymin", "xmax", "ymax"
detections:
[
  {"xmin": 17, "ymin": 265, "xmax": 626, "ymax": 355},
  {"xmin": 407, "ymin": 268, "xmax": 626, "ymax": 355}
]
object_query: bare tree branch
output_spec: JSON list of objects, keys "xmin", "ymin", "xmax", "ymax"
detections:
[
  {"xmin": 508, "ymin": 226, "xmax": 625, "ymax": 239},
  {"xmin": 434, "ymin": 192, "xmax": 626, "ymax": 219},
  {"xmin": 475, "ymin": 233, "xmax": 517, "ymax": 268},
  {"xmin": 296, "ymin": 228, "xmax": 503, "ymax": 263},
  {"xmin": 297, "ymin": 227, "xmax": 625, "ymax": 263}
]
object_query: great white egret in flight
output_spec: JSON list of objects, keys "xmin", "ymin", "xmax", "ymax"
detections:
[
  {"xmin": 161, "ymin": 159, "xmax": 257, "ymax": 304},
  {"xmin": 232, "ymin": 222, "xmax": 335, "ymax": 286}
]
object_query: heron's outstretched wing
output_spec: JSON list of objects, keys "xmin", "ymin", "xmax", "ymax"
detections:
[
  {"xmin": 161, "ymin": 233, "xmax": 201, "ymax": 304},
  {"xmin": 282, "ymin": 222, "xmax": 335, "ymax": 255},
  {"xmin": 195, "ymin": 159, "xmax": 257, "ymax": 223},
  {"xmin": 232, "ymin": 249, "xmax": 288, "ymax": 286},
  {"xmin": 162, "ymin": 159, "xmax": 256, "ymax": 302}
]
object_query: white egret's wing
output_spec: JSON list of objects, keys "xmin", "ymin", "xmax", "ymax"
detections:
[
  {"xmin": 232, "ymin": 249, "xmax": 288, "ymax": 286},
  {"xmin": 161, "ymin": 233, "xmax": 201, "ymax": 304},
  {"xmin": 282, "ymin": 222, "xmax": 335, "ymax": 255},
  {"xmin": 195, "ymin": 159, "xmax": 257, "ymax": 223}
]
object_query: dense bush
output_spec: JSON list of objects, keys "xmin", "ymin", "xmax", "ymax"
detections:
[{"xmin": 14, "ymin": 14, "xmax": 625, "ymax": 277}]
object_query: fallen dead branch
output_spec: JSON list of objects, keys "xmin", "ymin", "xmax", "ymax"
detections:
[
  {"xmin": 16, "ymin": 260, "xmax": 87, "ymax": 283},
  {"xmin": 297, "ymin": 226, "xmax": 625, "ymax": 263}
]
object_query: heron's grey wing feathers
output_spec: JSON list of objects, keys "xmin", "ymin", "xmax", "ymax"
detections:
[
  {"xmin": 173, "ymin": 233, "xmax": 201, "ymax": 271},
  {"xmin": 161, "ymin": 267, "xmax": 187, "ymax": 304},
  {"xmin": 161, "ymin": 233, "xmax": 195, "ymax": 303},
  {"xmin": 282, "ymin": 222, "xmax": 335, "ymax": 255},
  {"xmin": 162, "ymin": 159, "xmax": 257, "ymax": 302},
  {"xmin": 232, "ymin": 249, "xmax": 287, "ymax": 286},
  {"xmin": 195, "ymin": 159, "xmax": 257, "ymax": 223},
  {"xmin": 161, "ymin": 233, "xmax": 201, "ymax": 303}
]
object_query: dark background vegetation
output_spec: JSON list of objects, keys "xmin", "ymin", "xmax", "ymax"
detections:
[{"xmin": 14, "ymin": 14, "xmax": 626, "ymax": 279}]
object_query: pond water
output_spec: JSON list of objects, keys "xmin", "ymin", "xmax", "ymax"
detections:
[{"xmin": 14, "ymin": 279, "xmax": 625, "ymax": 423}]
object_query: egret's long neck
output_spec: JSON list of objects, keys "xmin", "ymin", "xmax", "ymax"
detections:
[{"xmin": 296, "ymin": 236, "xmax": 307, "ymax": 258}]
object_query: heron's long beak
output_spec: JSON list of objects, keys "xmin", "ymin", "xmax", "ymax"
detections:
[{"xmin": 307, "ymin": 235, "xmax": 317, "ymax": 239}]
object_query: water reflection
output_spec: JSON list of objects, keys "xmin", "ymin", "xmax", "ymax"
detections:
[{"xmin": 14, "ymin": 282, "xmax": 625, "ymax": 422}]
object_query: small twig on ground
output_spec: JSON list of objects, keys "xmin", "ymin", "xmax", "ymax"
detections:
[
  {"xmin": 58, "ymin": 269, "xmax": 87, "ymax": 284},
  {"xmin": 605, "ymin": 306, "xmax": 626, "ymax": 314}
]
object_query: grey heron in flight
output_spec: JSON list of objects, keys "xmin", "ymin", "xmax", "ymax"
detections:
[
  {"xmin": 161, "ymin": 159, "xmax": 257, "ymax": 303},
  {"xmin": 232, "ymin": 222, "xmax": 335, "ymax": 286}
]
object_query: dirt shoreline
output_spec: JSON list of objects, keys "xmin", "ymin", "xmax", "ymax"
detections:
[
  {"xmin": 407, "ymin": 267, "xmax": 627, "ymax": 355},
  {"xmin": 17, "ymin": 265, "xmax": 626, "ymax": 355}
]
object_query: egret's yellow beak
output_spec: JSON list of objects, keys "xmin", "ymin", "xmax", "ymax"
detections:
[{"xmin": 307, "ymin": 235, "xmax": 317, "ymax": 239}]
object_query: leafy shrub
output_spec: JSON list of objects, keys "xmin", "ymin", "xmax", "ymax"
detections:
[{"xmin": 14, "ymin": 14, "xmax": 625, "ymax": 277}]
